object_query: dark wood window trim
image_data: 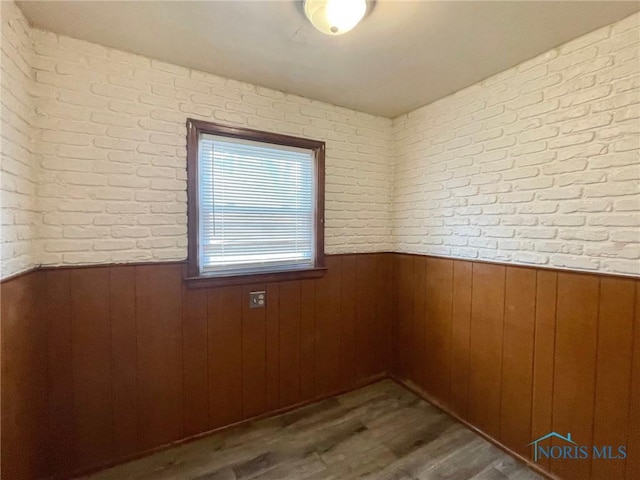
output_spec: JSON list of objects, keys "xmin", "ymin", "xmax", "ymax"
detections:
[{"xmin": 185, "ymin": 119, "xmax": 326, "ymax": 288}]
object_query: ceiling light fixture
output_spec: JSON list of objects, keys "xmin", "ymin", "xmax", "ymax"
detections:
[{"xmin": 304, "ymin": 0, "xmax": 367, "ymax": 36}]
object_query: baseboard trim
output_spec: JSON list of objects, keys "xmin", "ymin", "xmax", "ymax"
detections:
[
  {"xmin": 67, "ymin": 373, "xmax": 560, "ymax": 480},
  {"xmin": 64, "ymin": 373, "xmax": 388, "ymax": 480},
  {"xmin": 388, "ymin": 374, "xmax": 561, "ymax": 480}
]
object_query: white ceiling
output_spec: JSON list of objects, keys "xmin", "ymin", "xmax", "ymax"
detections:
[{"xmin": 17, "ymin": 1, "xmax": 640, "ymax": 118}]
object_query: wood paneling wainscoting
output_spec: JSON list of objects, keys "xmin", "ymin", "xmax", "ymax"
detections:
[
  {"xmin": 390, "ymin": 253, "xmax": 640, "ymax": 480},
  {"xmin": 2, "ymin": 252, "xmax": 639, "ymax": 480},
  {"xmin": 1, "ymin": 270, "xmax": 49, "ymax": 479},
  {"xmin": 1, "ymin": 253, "xmax": 393, "ymax": 479}
]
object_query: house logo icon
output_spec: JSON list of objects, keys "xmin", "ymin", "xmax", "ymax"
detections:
[
  {"xmin": 527, "ymin": 432, "xmax": 626, "ymax": 462},
  {"xmin": 527, "ymin": 432, "xmax": 576, "ymax": 462}
]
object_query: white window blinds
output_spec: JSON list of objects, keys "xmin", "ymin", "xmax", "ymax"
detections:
[{"xmin": 198, "ymin": 134, "xmax": 315, "ymax": 275}]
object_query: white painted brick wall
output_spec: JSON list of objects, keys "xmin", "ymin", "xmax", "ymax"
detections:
[
  {"xmin": 0, "ymin": 1, "xmax": 38, "ymax": 278},
  {"xmin": 1, "ymin": 0, "xmax": 638, "ymax": 278},
  {"xmin": 28, "ymin": 29, "xmax": 394, "ymax": 267},
  {"xmin": 392, "ymin": 12, "xmax": 640, "ymax": 276}
]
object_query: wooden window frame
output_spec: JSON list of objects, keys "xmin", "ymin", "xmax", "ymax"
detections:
[{"xmin": 185, "ymin": 119, "xmax": 326, "ymax": 288}]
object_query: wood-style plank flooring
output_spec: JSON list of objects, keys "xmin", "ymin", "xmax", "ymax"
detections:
[{"xmin": 81, "ymin": 380, "xmax": 541, "ymax": 480}]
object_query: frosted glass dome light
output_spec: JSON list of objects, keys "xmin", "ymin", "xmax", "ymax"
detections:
[{"xmin": 304, "ymin": 0, "xmax": 367, "ymax": 36}]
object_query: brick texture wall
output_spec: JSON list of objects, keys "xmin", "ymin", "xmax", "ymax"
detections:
[
  {"xmin": 30, "ymin": 29, "xmax": 393, "ymax": 268},
  {"xmin": 0, "ymin": 1, "xmax": 38, "ymax": 277},
  {"xmin": 393, "ymin": 13, "xmax": 640, "ymax": 275}
]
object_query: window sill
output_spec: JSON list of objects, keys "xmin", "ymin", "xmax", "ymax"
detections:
[{"xmin": 184, "ymin": 266, "xmax": 327, "ymax": 288}]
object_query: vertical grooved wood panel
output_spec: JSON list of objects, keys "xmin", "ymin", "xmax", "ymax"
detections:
[
  {"xmin": 300, "ymin": 280, "xmax": 316, "ymax": 400},
  {"xmin": 208, "ymin": 286, "xmax": 243, "ymax": 428},
  {"xmin": 530, "ymin": 270, "xmax": 557, "ymax": 472},
  {"xmin": 0, "ymin": 272, "xmax": 48, "ymax": 480},
  {"xmin": 30, "ymin": 273, "xmax": 49, "ymax": 479},
  {"xmin": 109, "ymin": 266, "xmax": 138, "ymax": 458},
  {"xmin": 356, "ymin": 255, "xmax": 377, "ymax": 382},
  {"xmin": 241, "ymin": 284, "xmax": 267, "ymax": 419},
  {"xmin": 375, "ymin": 254, "xmax": 393, "ymax": 374},
  {"xmin": 591, "ymin": 277, "xmax": 635, "ymax": 480},
  {"xmin": 627, "ymin": 283, "xmax": 640, "ymax": 480},
  {"xmin": 5, "ymin": 254, "xmax": 639, "ymax": 480},
  {"xmin": 265, "ymin": 283, "xmax": 280, "ymax": 411},
  {"xmin": 3, "ymin": 255, "xmax": 391, "ymax": 480},
  {"xmin": 551, "ymin": 273, "xmax": 599, "ymax": 480},
  {"xmin": 500, "ymin": 267, "xmax": 536, "ymax": 457},
  {"xmin": 396, "ymin": 255, "xmax": 414, "ymax": 381},
  {"xmin": 424, "ymin": 257, "xmax": 453, "ymax": 405},
  {"xmin": 468, "ymin": 263, "xmax": 505, "ymax": 439},
  {"xmin": 44, "ymin": 269, "xmax": 75, "ymax": 475},
  {"xmin": 135, "ymin": 264, "xmax": 184, "ymax": 449},
  {"xmin": 314, "ymin": 256, "xmax": 342, "ymax": 396},
  {"xmin": 182, "ymin": 281, "xmax": 209, "ymax": 436},
  {"xmin": 391, "ymin": 256, "xmax": 640, "ymax": 480},
  {"xmin": 390, "ymin": 254, "xmax": 400, "ymax": 376},
  {"xmin": 70, "ymin": 268, "xmax": 113, "ymax": 470},
  {"xmin": 413, "ymin": 256, "xmax": 427, "ymax": 390},
  {"xmin": 279, "ymin": 281, "xmax": 302, "ymax": 407},
  {"xmin": 449, "ymin": 260, "xmax": 472, "ymax": 420},
  {"xmin": 340, "ymin": 256, "xmax": 357, "ymax": 390}
]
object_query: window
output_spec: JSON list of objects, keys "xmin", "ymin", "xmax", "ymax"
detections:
[{"xmin": 186, "ymin": 119, "xmax": 325, "ymax": 286}]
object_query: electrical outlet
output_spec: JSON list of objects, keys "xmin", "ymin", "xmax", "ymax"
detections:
[{"xmin": 249, "ymin": 291, "xmax": 266, "ymax": 308}]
